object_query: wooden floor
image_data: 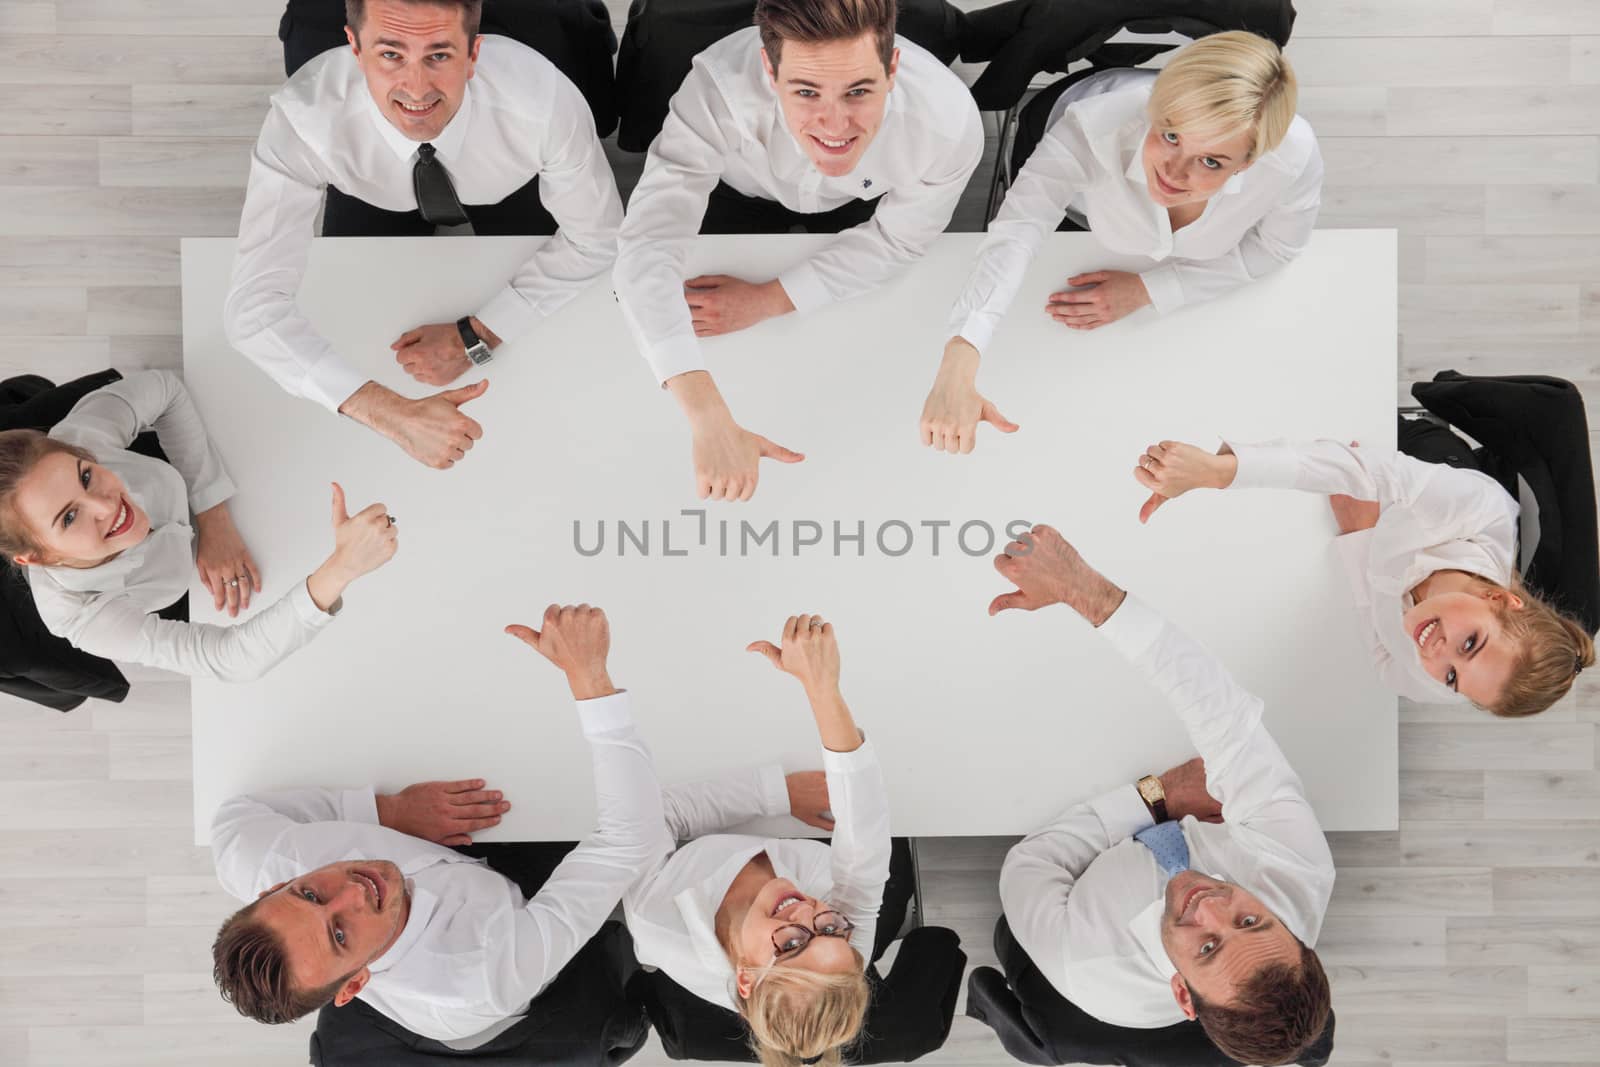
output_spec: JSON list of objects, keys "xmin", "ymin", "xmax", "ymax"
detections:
[{"xmin": 1, "ymin": 1, "xmax": 1598, "ymax": 1063}]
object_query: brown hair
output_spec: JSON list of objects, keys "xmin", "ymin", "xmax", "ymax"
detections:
[
  {"xmin": 0, "ymin": 429, "xmax": 95, "ymax": 562},
  {"xmin": 735, "ymin": 956, "xmax": 872, "ymax": 1067},
  {"xmin": 345, "ymin": 0, "xmax": 483, "ymax": 41},
  {"xmin": 1484, "ymin": 576, "xmax": 1595, "ymax": 717},
  {"xmin": 1192, "ymin": 940, "xmax": 1330, "ymax": 1066},
  {"xmin": 212, "ymin": 899, "xmax": 354, "ymax": 1025},
  {"xmin": 754, "ymin": 0, "xmax": 897, "ymax": 73}
]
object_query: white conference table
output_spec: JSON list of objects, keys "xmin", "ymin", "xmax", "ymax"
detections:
[{"xmin": 182, "ymin": 230, "xmax": 1397, "ymax": 845}]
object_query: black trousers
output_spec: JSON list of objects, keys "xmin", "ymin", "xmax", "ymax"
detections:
[
  {"xmin": 277, "ymin": 1, "xmax": 558, "ymax": 239},
  {"xmin": 699, "ymin": 181, "xmax": 881, "ymax": 236}
]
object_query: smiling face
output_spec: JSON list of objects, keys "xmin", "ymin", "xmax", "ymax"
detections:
[
  {"xmin": 1139, "ymin": 124, "xmax": 1255, "ymax": 208},
  {"xmin": 346, "ymin": 0, "xmax": 481, "ymax": 142},
  {"xmin": 731, "ymin": 876, "xmax": 859, "ymax": 999},
  {"xmin": 250, "ymin": 860, "xmax": 409, "ymax": 1004},
  {"xmin": 1403, "ymin": 587, "xmax": 1521, "ymax": 704},
  {"xmin": 9, "ymin": 450, "xmax": 149, "ymax": 567},
  {"xmin": 762, "ymin": 35, "xmax": 897, "ymax": 179},
  {"xmin": 1159, "ymin": 872, "xmax": 1300, "ymax": 1014}
]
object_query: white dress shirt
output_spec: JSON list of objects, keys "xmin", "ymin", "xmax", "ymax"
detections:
[
  {"xmin": 1226, "ymin": 439, "xmax": 1519, "ymax": 704},
  {"xmin": 614, "ymin": 27, "xmax": 984, "ymax": 384},
  {"xmin": 948, "ymin": 67, "xmax": 1323, "ymax": 353},
  {"xmin": 27, "ymin": 371, "xmax": 337, "ymax": 681},
  {"xmin": 624, "ymin": 738, "xmax": 891, "ymax": 1012},
  {"xmin": 210, "ymin": 691, "xmax": 667, "ymax": 1044},
  {"xmin": 999, "ymin": 594, "xmax": 1335, "ymax": 1029},
  {"xmin": 225, "ymin": 36, "xmax": 624, "ymax": 413}
]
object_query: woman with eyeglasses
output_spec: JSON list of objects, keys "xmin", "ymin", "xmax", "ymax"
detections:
[{"xmin": 623, "ymin": 614, "xmax": 889, "ymax": 1067}]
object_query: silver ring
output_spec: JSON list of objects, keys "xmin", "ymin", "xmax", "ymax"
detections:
[
  {"xmin": 386, "ymin": 515, "xmax": 397, "ymax": 527},
  {"xmin": 809, "ymin": 619, "xmax": 823, "ymax": 629},
  {"xmin": 228, "ymin": 578, "xmax": 239, "ymax": 588}
]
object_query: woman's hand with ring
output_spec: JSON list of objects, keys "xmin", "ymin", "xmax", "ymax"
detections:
[
  {"xmin": 747, "ymin": 614, "xmax": 841, "ymax": 696},
  {"xmin": 1133, "ymin": 441, "xmax": 1239, "ymax": 523},
  {"xmin": 193, "ymin": 502, "xmax": 261, "ymax": 617}
]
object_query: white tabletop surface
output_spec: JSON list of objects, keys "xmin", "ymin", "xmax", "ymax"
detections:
[{"xmin": 182, "ymin": 230, "xmax": 1397, "ymax": 845}]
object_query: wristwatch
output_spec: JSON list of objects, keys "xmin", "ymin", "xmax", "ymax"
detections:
[
  {"xmin": 456, "ymin": 316, "xmax": 493, "ymax": 366},
  {"xmin": 1136, "ymin": 774, "xmax": 1169, "ymax": 823}
]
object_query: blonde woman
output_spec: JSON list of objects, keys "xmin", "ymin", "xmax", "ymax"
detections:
[
  {"xmin": 0, "ymin": 370, "xmax": 397, "ymax": 682},
  {"xmin": 624, "ymin": 614, "xmax": 890, "ymax": 1067},
  {"xmin": 921, "ymin": 31, "xmax": 1321, "ymax": 453},
  {"xmin": 1134, "ymin": 426, "xmax": 1595, "ymax": 717}
]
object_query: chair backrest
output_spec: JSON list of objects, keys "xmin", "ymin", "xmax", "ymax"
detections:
[
  {"xmin": 960, "ymin": 0, "xmax": 1296, "ymax": 111},
  {"xmin": 613, "ymin": 0, "xmax": 969, "ymax": 152},
  {"xmin": 279, "ymin": 0, "xmax": 620, "ymax": 136},
  {"xmin": 626, "ymin": 925, "xmax": 966, "ymax": 1063},
  {"xmin": 309, "ymin": 921, "xmax": 648, "ymax": 1066}
]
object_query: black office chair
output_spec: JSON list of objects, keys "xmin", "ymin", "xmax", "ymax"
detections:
[
  {"xmin": 612, "ymin": 0, "xmax": 970, "ymax": 153},
  {"xmin": 966, "ymin": 917, "xmax": 1335, "ymax": 1067},
  {"xmin": 625, "ymin": 837, "xmax": 967, "ymax": 1062},
  {"xmin": 278, "ymin": 0, "xmax": 620, "ymax": 136},
  {"xmin": 1406, "ymin": 371, "xmax": 1600, "ymax": 636},
  {"xmin": 0, "ymin": 369, "xmax": 172, "ymax": 713},
  {"xmin": 961, "ymin": 0, "xmax": 1297, "ymax": 221},
  {"xmin": 309, "ymin": 920, "xmax": 648, "ymax": 1066}
]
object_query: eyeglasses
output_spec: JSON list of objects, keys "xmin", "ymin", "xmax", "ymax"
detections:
[{"xmin": 771, "ymin": 910, "xmax": 855, "ymax": 964}]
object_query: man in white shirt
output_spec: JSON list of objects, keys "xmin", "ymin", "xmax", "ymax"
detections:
[
  {"xmin": 226, "ymin": 0, "xmax": 624, "ymax": 470},
  {"xmin": 614, "ymin": 0, "xmax": 983, "ymax": 502},
  {"xmin": 209, "ymin": 604, "xmax": 666, "ymax": 1045},
  {"xmin": 974, "ymin": 524, "xmax": 1334, "ymax": 1067}
]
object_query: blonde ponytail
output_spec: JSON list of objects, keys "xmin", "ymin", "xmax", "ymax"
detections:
[{"xmin": 1478, "ymin": 576, "xmax": 1595, "ymax": 717}]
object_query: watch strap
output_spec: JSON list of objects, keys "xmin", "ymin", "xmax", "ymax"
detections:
[{"xmin": 455, "ymin": 316, "xmax": 480, "ymax": 349}]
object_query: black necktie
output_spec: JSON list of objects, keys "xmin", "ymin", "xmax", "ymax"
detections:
[{"xmin": 412, "ymin": 142, "xmax": 469, "ymax": 226}]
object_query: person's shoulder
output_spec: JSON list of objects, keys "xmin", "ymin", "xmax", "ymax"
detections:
[
  {"xmin": 472, "ymin": 33, "xmax": 569, "ymax": 96},
  {"xmin": 1261, "ymin": 114, "xmax": 1320, "ymax": 176},
  {"xmin": 890, "ymin": 36, "xmax": 974, "ymax": 115},
  {"xmin": 269, "ymin": 45, "xmax": 362, "ymax": 146},
  {"xmin": 1068, "ymin": 78, "xmax": 1153, "ymax": 141}
]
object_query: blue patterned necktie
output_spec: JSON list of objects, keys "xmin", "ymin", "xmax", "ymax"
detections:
[{"xmin": 1134, "ymin": 820, "xmax": 1191, "ymax": 881}]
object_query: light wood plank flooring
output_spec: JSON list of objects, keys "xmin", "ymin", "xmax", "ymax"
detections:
[{"xmin": 1, "ymin": 2, "xmax": 1597, "ymax": 1063}]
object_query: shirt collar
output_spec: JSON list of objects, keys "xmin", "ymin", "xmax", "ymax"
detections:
[
  {"xmin": 1130, "ymin": 898, "xmax": 1177, "ymax": 981},
  {"xmin": 364, "ymin": 81, "xmax": 474, "ymax": 164},
  {"xmin": 675, "ymin": 842, "xmax": 811, "ymax": 976},
  {"xmin": 365, "ymin": 881, "xmax": 438, "ymax": 976}
]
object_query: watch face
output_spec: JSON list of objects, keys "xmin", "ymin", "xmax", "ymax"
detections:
[{"xmin": 467, "ymin": 343, "xmax": 492, "ymax": 365}]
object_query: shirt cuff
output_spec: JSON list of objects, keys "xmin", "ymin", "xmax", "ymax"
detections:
[
  {"xmin": 342, "ymin": 786, "xmax": 381, "ymax": 825},
  {"xmin": 776, "ymin": 260, "xmax": 831, "ymax": 315},
  {"xmin": 475, "ymin": 285, "xmax": 539, "ymax": 345},
  {"xmin": 951, "ymin": 311, "xmax": 998, "ymax": 354},
  {"xmin": 821, "ymin": 732, "xmax": 877, "ymax": 773},
  {"xmin": 1139, "ymin": 264, "xmax": 1185, "ymax": 315},
  {"xmin": 303, "ymin": 355, "xmax": 371, "ymax": 416},
  {"xmin": 1096, "ymin": 593, "xmax": 1164, "ymax": 663},
  {"xmin": 292, "ymin": 579, "xmax": 340, "ymax": 625},
  {"xmin": 189, "ymin": 475, "xmax": 238, "ymax": 517},
  {"xmin": 756, "ymin": 763, "xmax": 790, "ymax": 818},
  {"xmin": 645, "ymin": 335, "xmax": 707, "ymax": 387},
  {"xmin": 1224, "ymin": 440, "xmax": 1300, "ymax": 491},
  {"xmin": 1090, "ymin": 784, "xmax": 1156, "ymax": 845},
  {"xmin": 575, "ymin": 689, "xmax": 634, "ymax": 737}
]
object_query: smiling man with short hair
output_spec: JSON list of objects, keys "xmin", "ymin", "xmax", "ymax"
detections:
[
  {"xmin": 613, "ymin": 0, "xmax": 983, "ymax": 503},
  {"xmin": 975, "ymin": 524, "xmax": 1335, "ymax": 1066},
  {"xmin": 226, "ymin": 0, "xmax": 624, "ymax": 470},
  {"xmin": 209, "ymin": 604, "xmax": 665, "ymax": 1045}
]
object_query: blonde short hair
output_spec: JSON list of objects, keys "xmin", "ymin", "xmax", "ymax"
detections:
[
  {"xmin": 736, "ymin": 954, "xmax": 871, "ymax": 1067},
  {"xmin": 1147, "ymin": 31, "xmax": 1298, "ymax": 161}
]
